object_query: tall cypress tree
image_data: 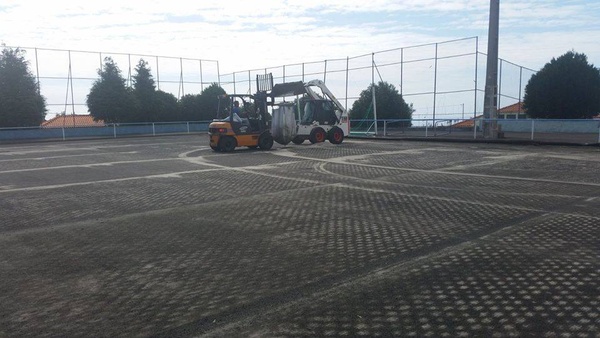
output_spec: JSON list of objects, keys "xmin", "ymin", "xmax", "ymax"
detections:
[
  {"xmin": 0, "ymin": 47, "xmax": 46, "ymax": 127},
  {"xmin": 132, "ymin": 59, "xmax": 156, "ymax": 122}
]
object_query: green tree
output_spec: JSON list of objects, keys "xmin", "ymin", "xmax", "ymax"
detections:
[
  {"xmin": 131, "ymin": 59, "xmax": 156, "ymax": 122},
  {"xmin": 524, "ymin": 51, "xmax": 600, "ymax": 119},
  {"xmin": 154, "ymin": 90, "xmax": 179, "ymax": 122},
  {"xmin": 87, "ymin": 57, "xmax": 136, "ymax": 123},
  {"xmin": 350, "ymin": 81, "xmax": 413, "ymax": 125},
  {"xmin": 179, "ymin": 93, "xmax": 202, "ymax": 121},
  {"xmin": 131, "ymin": 59, "xmax": 180, "ymax": 122},
  {"xmin": 0, "ymin": 47, "xmax": 46, "ymax": 127},
  {"xmin": 180, "ymin": 83, "xmax": 226, "ymax": 121}
]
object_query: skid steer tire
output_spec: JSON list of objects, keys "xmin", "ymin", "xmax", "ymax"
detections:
[
  {"xmin": 309, "ymin": 127, "xmax": 326, "ymax": 144},
  {"xmin": 328, "ymin": 126, "xmax": 344, "ymax": 144}
]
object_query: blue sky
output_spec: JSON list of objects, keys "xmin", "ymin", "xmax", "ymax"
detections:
[{"xmin": 1, "ymin": 0, "xmax": 599, "ymax": 72}]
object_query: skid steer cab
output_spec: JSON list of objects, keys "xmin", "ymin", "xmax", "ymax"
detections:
[{"xmin": 209, "ymin": 94, "xmax": 273, "ymax": 152}]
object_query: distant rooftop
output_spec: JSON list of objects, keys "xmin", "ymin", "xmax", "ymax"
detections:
[
  {"xmin": 498, "ymin": 102, "xmax": 526, "ymax": 114},
  {"xmin": 42, "ymin": 115, "xmax": 104, "ymax": 128}
]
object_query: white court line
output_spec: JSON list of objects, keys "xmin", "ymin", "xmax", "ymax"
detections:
[
  {"xmin": 314, "ymin": 162, "xmax": 586, "ymax": 199},
  {"xmin": 178, "ymin": 150, "xmax": 320, "ymax": 184},
  {"xmin": 0, "ymin": 158, "xmax": 181, "ymax": 174},
  {"xmin": 0, "ymin": 141, "xmax": 205, "ymax": 156},
  {"xmin": 0, "ymin": 169, "xmax": 221, "ymax": 193},
  {"xmin": 0, "ymin": 151, "xmax": 139, "ymax": 163},
  {"xmin": 0, "ymin": 150, "xmax": 306, "ymax": 193},
  {"xmin": 272, "ymin": 149, "xmax": 600, "ymax": 188}
]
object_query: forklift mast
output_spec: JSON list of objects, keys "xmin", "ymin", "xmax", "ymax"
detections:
[{"xmin": 256, "ymin": 73, "xmax": 274, "ymax": 93}]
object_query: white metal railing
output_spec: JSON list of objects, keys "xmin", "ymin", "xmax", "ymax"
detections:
[
  {"xmin": 0, "ymin": 121, "xmax": 212, "ymax": 142},
  {"xmin": 1, "ymin": 119, "xmax": 599, "ymax": 145},
  {"xmin": 349, "ymin": 118, "xmax": 600, "ymax": 145}
]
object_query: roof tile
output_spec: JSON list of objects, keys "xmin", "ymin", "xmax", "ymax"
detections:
[{"xmin": 42, "ymin": 115, "xmax": 104, "ymax": 128}]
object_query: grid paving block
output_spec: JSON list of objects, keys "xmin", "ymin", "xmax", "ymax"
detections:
[
  {"xmin": 1, "ymin": 137, "xmax": 598, "ymax": 338},
  {"xmin": 215, "ymin": 213, "xmax": 599, "ymax": 338},
  {"xmin": 0, "ymin": 184, "xmax": 543, "ymax": 337},
  {"xmin": 0, "ymin": 167, "xmax": 320, "ymax": 233},
  {"xmin": 451, "ymin": 156, "xmax": 600, "ymax": 184}
]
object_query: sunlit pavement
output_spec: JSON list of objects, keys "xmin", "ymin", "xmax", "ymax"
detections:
[{"xmin": 0, "ymin": 135, "xmax": 598, "ymax": 337}]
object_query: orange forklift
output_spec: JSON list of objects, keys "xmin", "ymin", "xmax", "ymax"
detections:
[{"xmin": 208, "ymin": 75, "xmax": 274, "ymax": 152}]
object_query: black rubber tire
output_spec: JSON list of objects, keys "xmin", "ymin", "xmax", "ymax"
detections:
[
  {"xmin": 218, "ymin": 136, "xmax": 236, "ymax": 152},
  {"xmin": 210, "ymin": 144, "xmax": 220, "ymax": 152},
  {"xmin": 328, "ymin": 126, "xmax": 344, "ymax": 144},
  {"xmin": 258, "ymin": 133, "xmax": 274, "ymax": 150},
  {"xmin": 291, "ymin": 136, "xmax": 305, "ymax": 145},
  {"xmin": 309, "ymin": 127, "xmax": 326, "ymax": 144}
]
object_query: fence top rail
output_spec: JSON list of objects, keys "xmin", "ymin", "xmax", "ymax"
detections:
[
  {"xmin": 4, "ymin": 45, "xmax": 220, "ymax": 63},
  {"xmin": 348, "ymin": 118, "xmax": 600, "ymax": 123},
  {"xmin": 349, "ymin": 36, "xmax": 479, "ymax": 60},
  {"xmin": 221, "ymin": 36, "xmax": 479, "ymax": 75}
]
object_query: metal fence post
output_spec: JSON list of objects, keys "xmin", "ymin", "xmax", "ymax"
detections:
[
  {"xmin": 187, "ymin": 122, "xmax": 190, "ymax": 134},
  {"xmin": 199, "ymin": 60, "xmax": 204, "ymax": 92},
  {"xmin": 383, "ymin": 120, "xmax": 387, "ymax": 136},
  {"xmin": 433, "ymin": 43, "xmax": 438, "ymax": 135},
  {"xmin": 233, "ymin": 72, "xmax": 236, "ymax": 94},
  {"xmin": 371, "ymin": 53, "xmax": 378, "ymax": 136},
  {"xmin": 248, "ymin": 70, "xmax": 252, "ymax": 95},
  {"xmin": 156, "ymin": 56, "xmax": 160, "ymax": 91},
  {"xmin": 531, "ymin": 120, "xmax": 535, "ymax": 140},
  {"xmin": 62, "ymin": 127, "xmax": 66, "ymax": 141},
  {"xmin": 345, "ymin": 56, "xmax": 349, "ymax": 111},
  {"xmin": 152, "ymin": 123, "xmax": 156, "ymax": 136},
  {"xmin": 113, "ymin": 124, "xmax": 117, "ymax": 138}
]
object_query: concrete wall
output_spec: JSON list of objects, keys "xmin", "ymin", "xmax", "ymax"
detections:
[{"xmin": 497, "ymin": 119, "xmax": 600, "ymax": 133}]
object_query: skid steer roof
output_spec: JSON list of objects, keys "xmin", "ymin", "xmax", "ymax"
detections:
[{"xmin": 270, "ymin": 81, "xmax": 306, "ymax": 97}]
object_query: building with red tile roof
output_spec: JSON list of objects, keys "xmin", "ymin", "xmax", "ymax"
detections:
[
  {"xmin": 452, "ymin": 102, "xmax": 528, "ymax": 128},
  {"xmin": 452, "ymin": 115, "xmax": 482, "ymax": 128},
  {"xmin": 497, "ymin": 102, "xmax": 527, "ymax": 119},
  {"xmin": 42, "ymin": 114, "xmax": 104, "ymax": 128}
]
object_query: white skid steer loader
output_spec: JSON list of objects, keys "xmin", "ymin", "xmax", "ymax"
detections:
[{"xmin": 270, "ymin": 78, "xmax": 349, "ymax": 145}]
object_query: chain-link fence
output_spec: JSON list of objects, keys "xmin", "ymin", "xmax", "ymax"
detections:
[
  {"xmin": 219, "ymin": 37, "xmax": 538, "ymax": 129},
  {"xmin": 5, "ymin": 46, "xmax": 221, "ymax": 120},
  {"xmin": 7, "ymin": 38, "xmax": 536, "ymax": 125}
]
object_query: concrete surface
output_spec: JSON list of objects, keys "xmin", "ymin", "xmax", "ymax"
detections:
[{"xmin": 0, "ymin": 135, "xmax": 598, "ymax": 337}]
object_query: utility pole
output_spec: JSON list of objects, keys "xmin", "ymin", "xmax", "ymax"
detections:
[{"xmin": 483, "ymin": 0, "xmax": 500, "ymax": 138}]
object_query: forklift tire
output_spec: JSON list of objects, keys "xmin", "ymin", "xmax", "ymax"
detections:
[
  {"xmin": 309, "ymin": 127, "xmax": 326, "ymax": 144},
  {"xmin": 210, "ymin": 145, "xmax": 221, "ymax": 152},
  {"xmin": 258, "ymin": 133, "xmax": 274, "ymax": 150},
  {"xmin": 218, "ymin": 136, "xmax": 236, "ymax": 152},
  {"xmin": 328, "ymin": 126, "xmax": 344, "ymax": 144},
  {"xmin": 292, "ymin": 136, "xmax": 305, "ymax": 145}
]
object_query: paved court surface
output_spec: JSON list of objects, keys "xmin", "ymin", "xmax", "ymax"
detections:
[{"xmin": 0, "ymin": 135, "xmax": 598, "ymax": 337}]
